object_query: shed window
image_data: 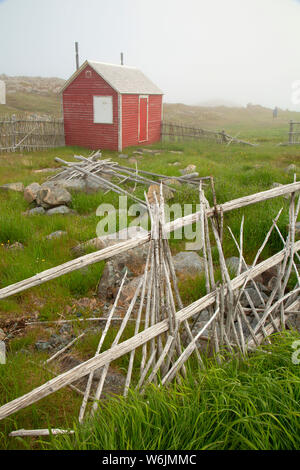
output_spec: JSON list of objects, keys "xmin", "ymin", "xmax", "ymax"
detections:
[{"xmin": 93, "ymin": 96, "xmax": 113, "ymax": 124}]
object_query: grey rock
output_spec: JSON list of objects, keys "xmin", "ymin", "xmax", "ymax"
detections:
[
  {"xmin": 118, "ymin": 153, "xmax": 129, "ymax": 159},
  {"xmin": 163, "ymin": 178, "xmax": 182, "ymax": 186},
  {"xmin": 49, "ymin": 334, "xmax": 70, "ymax": 347},
  {"xmin": 226, "ymin": 257, "xmax": 242, "ymax": 275},
  {"xmin": 240, "ymin": 288, "xmax": 268, "ymax": 308},
  {"xmin": 36, "ymin": 183, "xmax": 72, "ymax": 208},
  {"xmin": 46, "ymin": 230, "xmax": 67, "ymax": 240},
  {"xmin": 267, "ymin": 276, "xmax": 277, "ymax": 291},
  {"xmin": 0, "ymin": 182, "xmax": 24, "ymax": 192},
  {"xmin": 195, "ymin": 309, "xmax": 210, "ymax": 322},
  {"xmin": 180, "ymin": 164, "xmax": 197, "ymax": 175},
  {"xmin": 24, "ymin": 182, "xmax": 41, "ymax": 203},
  {"xmin": 85, "ymin": 176, "xmax": 109, "ymax": 193},
  {"xmin": 46, "ymin": 205, "xmax": 71, "ymax": 215},
  {"xmin": 7, "ymin": 242, "xmax": 24, "ymax": 250},
  {"xmin": 74, "ymin": 226, "xmax": 148, "ymax": 256},
  {"xmin": 173, "ymin": 252, "xmax": 205, "ymax": 278},
  {"xmin": 35, "ymin": 341, "xmax": 52, "ymax": 351},
  {"xmin": 97, "ymin": 242, "xmax": 149, "ymax": 300},
  {"xmin": 28, "ymin": 206, "xmax": 46, "ymax": 215},
  {"xmin": 59, "ymin": 179, "xmax": 86, "ymax": 192},
  {"xmin": 286, "ymin": 314, "xmax": 300, "ymax": 333},
  {"xmin": 59, "ymin": 323, "xmax": 72, "ymax": 335}
]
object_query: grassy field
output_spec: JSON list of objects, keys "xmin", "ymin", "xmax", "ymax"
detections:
[
  {"xmin": 2, "ymin": 86, "xmax": 300, "ymax": 142},
  {"xmin": 0, "ymin": 134, "xmax": 299, "ymax": 450}
]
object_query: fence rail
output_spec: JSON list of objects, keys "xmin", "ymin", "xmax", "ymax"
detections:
[
  {"xmin": 161, "ymin": 121, "xmax": 225, "ymax": 143},
  {"xmin": 161, "ymin": 121, "xmax": 256, "ymax": 146},
  {"xmin": 0, "ymin": 115, "xmax": 65, "ymax": 152}
]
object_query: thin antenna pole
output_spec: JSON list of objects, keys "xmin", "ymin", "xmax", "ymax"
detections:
[
  {"xmin": 75, "ymin": 42, "xmax": 79, "ymax": 70},
  {"xmin": 120, "ymin": 52, "xmax": 124, "ymax": 65}
]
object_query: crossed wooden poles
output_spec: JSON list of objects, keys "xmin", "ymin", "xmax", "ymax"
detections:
[{"xmin": 0, "ymin": 181, "xmax": 299, "ymax": 434}]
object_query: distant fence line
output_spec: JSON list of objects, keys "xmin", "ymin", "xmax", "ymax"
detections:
[
  {"xmin": 0, "ymin": 115, "xmax": 65, "ymax": 153},
  {"xmin": 160, "ymin": 121, "xmax": 256, "ymax": 146},
  {"xmin": 161, "ymin": 121, "xmax": 226, "ymax": 143}
]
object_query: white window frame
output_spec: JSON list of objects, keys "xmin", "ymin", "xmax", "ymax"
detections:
[
  {"xmin": 93, "ymin": 95, "xmax": 113, "ymax": 124},
  {"xmin": 138, "ymin": 95, "xmax": 149, "ymax": 142}
]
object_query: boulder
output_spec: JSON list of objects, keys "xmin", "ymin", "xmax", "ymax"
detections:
[
  {"xmin": 36, "ymin": 183, "xmax": 72, "ymax": 208},
  {"xmin": 240, "ymin": 288, "xmax": 268, "ymax": 308},
  {"xmin": 147, "ymin": 184, "xmax": 174, "ymax": 205},
  {"xmin": 0, "ymin": 182, "xmax": 24, "ymax": 192},
  {"xmin": 7, "ymin": 242, "xmax": 24, "ymax": 250},
  {"xmin": 85, "ymin": 176, "xmax": 109, "ymax": 193},
  {"xmin": 24, "ymin": 182, "xmax": 41, "ymax": 203},
  {"xmin": 46, "ymin": 205, "xmax": 71, "ymax": 215},
  {"xmin": 180, "ymin": 164, "xmax": 196, "ymax": 175},
  {"xmin": 59, "ymin": 179, "xmax": 86, "ymax": 192},
  {"xmin": 163, "ymin": 178, "xmax": 181, "ymax": 186},
  {"xmin": 46, "ymin": 230, "xmax": 67, "ymax": 240},
  {"xmin": 226, "ymin": 257, "xmax": 242, "ymax": 275},
  {"xmin": 59, "ymin": 354, "xmax": 125, "ymax": 395},
  {"xmin": 173, "ymin": 252, "xmax": 205, "ymax": 279},
  {"xmin": 28, "ymin": 206, "xmax": 46, "ymax": 215},
  {"xmin": 35, "ymin": 341, "xmax": 52, "ymax": 351},
  {"xmin": 73, "ymin": 226, "xmax": 148, "ymax": 256},
  {"xmin": 97, "ymin": 243, "xmax": 149, "ymax": 300}
]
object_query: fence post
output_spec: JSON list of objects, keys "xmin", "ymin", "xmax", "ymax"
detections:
[
  {"xmin": 11, "ymin": 114, "xmax": 16, "ymax": 152},
  {"xmin": 289, "ymin": 120, "xmax": 294, "ymax": 145}
]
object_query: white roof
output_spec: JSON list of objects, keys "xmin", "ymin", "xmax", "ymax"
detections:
[{"xmin": 61, "ymin": 60, "xmax": 163, "ymax": 95}]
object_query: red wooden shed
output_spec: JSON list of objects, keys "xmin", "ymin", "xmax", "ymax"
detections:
[{"xmin": 61, "ymin": 60, "xmax": 163, "ymax": 152}]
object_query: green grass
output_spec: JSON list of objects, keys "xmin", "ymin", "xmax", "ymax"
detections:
[
  {"xmin": 27, "ymin": 331, "xmax": 300, "ymax": 451},
  {"xmin": 0, "ymin": 140, "xmax": 298, "ymax": 320}
]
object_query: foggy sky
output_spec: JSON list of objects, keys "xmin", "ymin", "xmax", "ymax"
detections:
[{"xmin": 1, "ymin": 0, "xmax": 300, "ymax": 110}]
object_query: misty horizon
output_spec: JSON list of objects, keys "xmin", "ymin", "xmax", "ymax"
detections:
[{"xmin": 1, "ymin": 0, "xmax": 300, "ymax": 111}]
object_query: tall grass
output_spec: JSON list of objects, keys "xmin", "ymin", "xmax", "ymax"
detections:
[{"xmin": 40, "ymin": 331, "xmax": 300, "ymax": 451}]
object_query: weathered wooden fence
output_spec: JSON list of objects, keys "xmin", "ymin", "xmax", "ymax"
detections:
[
  {"xmin": 161, "ymin": 121, "xmax": 256, "ymax": 146},
  {"xmin": 0, "ymin": 181, "xmax": 299, "ymax": 428},
  {"xmin": 288, "ymin": 120, "xmax": 300, "ymax": 145},
  {"xmin": 0, "ymin": 115, "xmax": 65, "ymax": 152}
]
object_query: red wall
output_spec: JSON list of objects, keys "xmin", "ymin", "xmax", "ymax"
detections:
[
  {"xmin": 63, "ymin": 65, "xmax": 119, "ymax": 151},
  {"xmin": 122, "ymin": 94, "xmax": 162, "ymax": 148}
]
